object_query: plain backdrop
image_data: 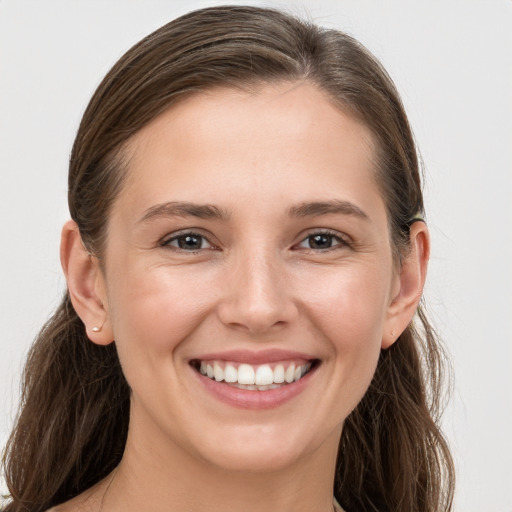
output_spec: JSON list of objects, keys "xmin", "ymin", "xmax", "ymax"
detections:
[{"xmin": 1, "ymin": 1, "xmax": 511, "ymax": 510}]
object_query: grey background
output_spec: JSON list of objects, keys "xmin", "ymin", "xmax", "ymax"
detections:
[{"xmin": 1, "ymin": 1, "xmax": 511, "ymax": 510}]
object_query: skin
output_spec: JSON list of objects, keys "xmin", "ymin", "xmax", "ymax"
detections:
[{"xmin": 59, "ymin": 82, "xmax": 429, "ymax": 512}]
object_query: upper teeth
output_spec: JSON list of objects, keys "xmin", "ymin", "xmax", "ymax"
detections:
[{"xmin": 199, "ymin": 361, "xmax": 312, "ymax": 386}]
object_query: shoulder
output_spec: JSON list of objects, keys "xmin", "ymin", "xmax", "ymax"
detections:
[
  {"xmin": 45, "ymin": 506, "xmax": 81, "ymax": 512},
  {"xmin": 43, "ymin": 473, "xmax": 112, "ymax": 512},
  {"xmin": 333, "ymin": 498, "xmax": 346, "ymax": 512},
  {"xmin": 44, "ymin": 501, "xmax": 97, "ymax": 512},
  {"xmin": 44, "ymin": 490, "xmax": 102, "ymax": 512}
]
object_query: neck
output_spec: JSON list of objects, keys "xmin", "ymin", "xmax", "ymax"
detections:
[{"xmin": 99, "ymin": 410, "xmax": 341, "ymax": 512}]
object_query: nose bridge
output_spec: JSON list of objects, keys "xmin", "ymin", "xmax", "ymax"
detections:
[{"xmin": 218, "ymin": 243, "xmax": 296, "ymax": 333}]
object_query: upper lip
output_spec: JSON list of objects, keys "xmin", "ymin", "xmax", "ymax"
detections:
[{"xmin": 190, "ymin": 349, "xmax": 316, "ymax": 365}]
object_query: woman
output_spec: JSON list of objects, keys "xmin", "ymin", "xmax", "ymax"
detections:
[{"xmin": 1, "ymin": 6, "xmax": 454, "ymax": 512}]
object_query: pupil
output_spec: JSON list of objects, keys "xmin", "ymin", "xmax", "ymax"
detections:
[
  {"xmin": 179, "ymin": 235, "xmax": 202, "ymax": 250},
  {"xmin": 310, "ymin": 234, "xmax": 331, "ymax": 249}
]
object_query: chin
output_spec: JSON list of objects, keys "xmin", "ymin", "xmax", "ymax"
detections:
[
  {"xmin": 203, "ymin": 445, "xmax": 305, "ymax": 474},
  {"xmin": 190, "ymin": 422, "xmax": 334, "ymax": 474}
]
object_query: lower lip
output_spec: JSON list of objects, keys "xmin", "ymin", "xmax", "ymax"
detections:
[{"xmin": 192, "ymin": 365, "xmax": 317, "ymax": 410}]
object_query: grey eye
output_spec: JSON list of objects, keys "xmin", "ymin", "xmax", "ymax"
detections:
[
  {"xmin": 166, "ymin": 233, "xmax": 212, "ymax": 251},
  {"xmin": 298, "ymin": 233, "xmax": 341, "ymax": 250},
  {"xmin": 308, "ymin": 234, "xmax": 335, "ymax": 249}
]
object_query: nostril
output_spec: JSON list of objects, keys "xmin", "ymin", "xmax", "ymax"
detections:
[{"xmin": 217, "ymin": 301, "xmax": 298, "ymax": 335}]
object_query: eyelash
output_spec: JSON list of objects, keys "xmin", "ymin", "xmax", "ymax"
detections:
[
  {"xmin": 160, "ymin": 229, "xmax": 351, "ymax": 254},
  {"xmin": 160, "ymin": 231, "xmax": 217, "ymax": 253},
  {"xmin": 294, "ymin": 230, "xmax": 351, "ymax": 252}
]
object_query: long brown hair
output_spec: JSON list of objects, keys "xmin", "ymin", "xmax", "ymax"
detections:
[{"xmin": 2, "ymin": 6, "xmax": 454, "ymax": 511}]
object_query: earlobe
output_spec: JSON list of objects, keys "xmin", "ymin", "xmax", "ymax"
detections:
[
  {"xmin": 382, "ymin": 221, "xmax": 430, "ymax": 349},
  {"xmin": 60, "ymin": 220, "xmax": 114, "ymax": 345}
]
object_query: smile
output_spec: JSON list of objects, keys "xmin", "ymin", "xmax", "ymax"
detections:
[{"xmin": 195, "ymin": 360, "xmax": 313, "ymax": 391}]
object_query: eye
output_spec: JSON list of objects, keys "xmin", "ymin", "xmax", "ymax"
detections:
[
  {"xmin": 162, "ymin": 232, "xmax": 214, "ymax": 252},
  {"xmin": 296, "ymin": 231, "xmax": 347, "ymax": 251}
]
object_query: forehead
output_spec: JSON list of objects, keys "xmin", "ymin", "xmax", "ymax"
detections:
[{"xmin": 117, "ymin": 82, "xmax": 380, "ymax": 217}]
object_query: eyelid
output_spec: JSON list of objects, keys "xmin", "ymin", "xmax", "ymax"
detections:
[
  {"xmin": 159, "ymin": 229, "xmax": 218, "ymax": 251},
  {"xmin": 158, "ymin": 228, "xmax": 351, "ymax": 253},
  {"xmin": 293, "ymin": 229, "xmax": 352, "ymax": 251}
]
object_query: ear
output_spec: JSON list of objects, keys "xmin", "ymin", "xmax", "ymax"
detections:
[
  {"xmin": 382, "ymin": 221, "xmax": 430, "ymax": 349},
  {"xmin": 60, "ymin": 220, "xmax": 114, "ymax": 345}
]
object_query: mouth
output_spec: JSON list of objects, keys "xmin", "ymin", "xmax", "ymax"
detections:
[{"xmin": 190, "ymin": 359, "xmax": 318, "ymax": 391}]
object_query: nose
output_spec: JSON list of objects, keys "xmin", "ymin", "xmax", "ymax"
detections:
[{"xmin": 216, "ymin": 250, "xmax": 299, "ymax": 334}]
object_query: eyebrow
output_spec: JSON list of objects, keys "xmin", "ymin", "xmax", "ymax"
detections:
[
  {"xmin": 288, "ymin": 200, "xmax": 369, "ymax": 220},
  {"xmin": 138, "ymin": 199, "xmax": 369, "ymax": 224},
  {"xmin": 138, "ymin": 201, "xmax": 231, "ymax": 223}
]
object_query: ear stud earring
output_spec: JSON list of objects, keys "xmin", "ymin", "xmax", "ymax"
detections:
[{"xmin": 92, "ymin": 326, "xmax": 102, "ymax": 333}]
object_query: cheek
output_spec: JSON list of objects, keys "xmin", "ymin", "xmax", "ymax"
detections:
[
  {"xmin": 302, "ymin": 263, "xmax": 391, "ymax": 348},
  {"xmin": 299, "ymin": 263, "xmax": 391, "ymax": 406},
  {"xmin": 105, "ymin": 263, "xmax": 214, "ymax": 373}
]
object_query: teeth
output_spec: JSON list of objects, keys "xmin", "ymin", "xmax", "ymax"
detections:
[
  {"xmin": 255, "ymin": 364, "xmax": 274, "ymax": 385},
  {"xmin": 224, "ymin": 363, "xmax": 238, "ymax": 383},
  {"xmin": 198, "ymin": 360, "xmax": 313, "ymax": 389},
  {"xmin": 214, "ymin": 362, "xmax": 224, "ymax": 382},
  {"xmin": 237, "ymin": 364, "xmax": 255, "ymax": 385},
  {"xmin": 236, "ymin": 383, "xmax": 257, "ymax": 390},
  {"xmin": 284, "ymin": 364, "xmax": 295, "ymax": 383},
  {"xmin": 273, "ymin": 364, "xmax": 285, "ymax": 383}
]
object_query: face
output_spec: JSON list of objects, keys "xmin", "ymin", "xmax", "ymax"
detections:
[{"xmin": 100, "ymin": 82, "xmax": 400, "ymax": 472}]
